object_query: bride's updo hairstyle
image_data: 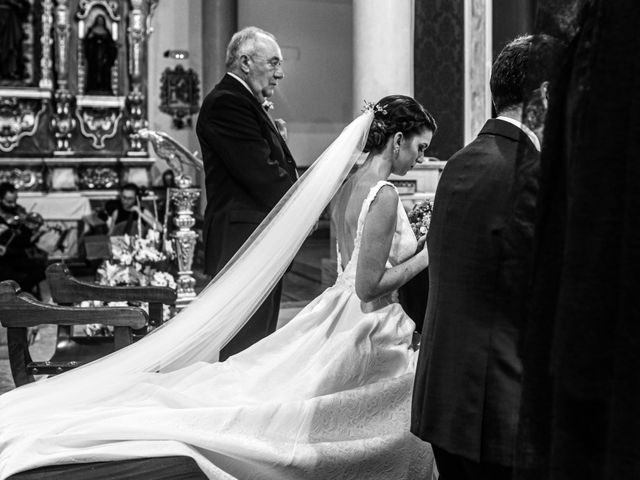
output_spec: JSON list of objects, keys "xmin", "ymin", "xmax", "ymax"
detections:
[{"xmin": 363, "ymin": 95, "xmax": 437, "ymax": 153}]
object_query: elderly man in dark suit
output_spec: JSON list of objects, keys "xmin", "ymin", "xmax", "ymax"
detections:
[
  {"xmin": 196, "ymin": 27, "xmax": 297, "ymax": 361},
  {"xmin": 411, "ymin": 35, "xmax": 565, "ymax": 480}
]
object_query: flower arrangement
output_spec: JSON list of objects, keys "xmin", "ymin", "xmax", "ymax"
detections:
[
  {"xmin": 84, "ymin": 232, "xmax": 176, "ymax": 336},
  {"xmin": 97, "ymin": 233, "xmax": 176, "ymax": 289},
  {"xmin": 407, "ymin": 199, "xmax": 434, "ymax": 239}
]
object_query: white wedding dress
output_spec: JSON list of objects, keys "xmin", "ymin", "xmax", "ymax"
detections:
[{"xmin": 0, "ymin": 181, "xmax": 433, "ymax": 479}]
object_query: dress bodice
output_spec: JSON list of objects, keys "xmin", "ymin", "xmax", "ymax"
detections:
[{"xmin": 337, "ymin": 181, "xmax": 418, "ymax": 305}]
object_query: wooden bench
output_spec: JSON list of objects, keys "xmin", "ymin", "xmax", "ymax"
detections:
[
  {"xmin": 0, "ymin": 280, "xmax": 148, "ymax": 387},
  {"xmin": 45, "ymin": 263, "xmax": 177, "ymax": 328}
]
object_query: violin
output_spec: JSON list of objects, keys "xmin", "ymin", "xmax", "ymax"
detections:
[{"xmin": 0, "ymin": 209, "xmax": 46, "ymax": 257}]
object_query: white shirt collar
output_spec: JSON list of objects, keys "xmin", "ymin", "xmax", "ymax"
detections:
[
  {"xmin": 227, "ymin": 72, "xmax": 254, "ymax": 97},
  {"xmin": 496, "ymin": 116, "xmax": 541, "ymax": 152}
]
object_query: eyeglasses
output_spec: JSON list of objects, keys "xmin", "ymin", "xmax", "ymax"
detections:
[{"xmin": 251, "ymin": 55, "xmax": 284, "ymax": 70}]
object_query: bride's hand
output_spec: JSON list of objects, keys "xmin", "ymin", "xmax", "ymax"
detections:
[{"xmin": 416, "ymin": 234, "xmax": 427, "ymax": 253}]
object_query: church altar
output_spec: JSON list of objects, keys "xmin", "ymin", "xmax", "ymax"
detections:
[{"xmin": 0, "ymin": 0, "xmax": 158, "ymax": 196}]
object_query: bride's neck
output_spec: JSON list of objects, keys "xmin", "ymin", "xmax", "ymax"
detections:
[{"xmin": 358, "ymin": 152, "xmax": 392, "ymax": 180}]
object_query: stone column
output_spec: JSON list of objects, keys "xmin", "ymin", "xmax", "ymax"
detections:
[
  {"xmin": 464, "ymin": 0, "xmax": 492, "ymax": 144},
  {"xmin": 352, "ymin": 0, "xmax": 414, "ymax": 116},
  {"xmin": 201, "ymin": 0, "xmax": 237, "ymax": 94}
]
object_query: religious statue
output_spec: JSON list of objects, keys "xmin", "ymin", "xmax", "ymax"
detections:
[
  {"xmin": 84, "ymin": 15, "xmax": 118, "ymax": 94},
  {"xmin": 0, "ymin": 0, "xmax": 31, "ymax": 82}
]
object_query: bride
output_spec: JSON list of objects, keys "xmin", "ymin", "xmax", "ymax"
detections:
[{"xmin": 0, "ymin": 95, "xmax": 437, "ymax": 480}]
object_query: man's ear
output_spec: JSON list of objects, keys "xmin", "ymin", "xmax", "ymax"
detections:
[
  {"xmin": 540, "ymin": 81, "xmax": 550, "ymax": 102},
  {"xmin": 239, "ymin": 55, "xmax": 251, "ymax": 74}
]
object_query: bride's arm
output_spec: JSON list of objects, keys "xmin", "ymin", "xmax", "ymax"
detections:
[{"xmin": 355, "ymin": 186, "xmax": 429, "ymax": 303}]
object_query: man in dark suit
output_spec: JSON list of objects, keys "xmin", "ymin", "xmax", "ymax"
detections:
[
  {"xmin": 411, "ymin": 35, "xmax": 565, "ymax": 479},
  {"xmin": 196, "ymin": 27, "xmax": 297, "ymax": 361}
]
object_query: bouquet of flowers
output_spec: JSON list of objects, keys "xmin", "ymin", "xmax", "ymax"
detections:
[
  {"xmin": 98, "ymin": 232, "xmax": 176, "ymax": 288},
  {"xmin": 85, "ymin": 232, "xmax": 176, "ymax": 335},
  {"xmin": 407, "ymin": 199, "xmax": 434, "ymax": 239}
]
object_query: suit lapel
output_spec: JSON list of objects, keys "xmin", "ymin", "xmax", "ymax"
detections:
[{"xmin": 219, "ymin": 74, "xmax": 297, "ymax": 177}]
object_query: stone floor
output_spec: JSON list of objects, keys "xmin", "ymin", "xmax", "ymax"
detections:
[{"xmin": 0, "ymin": 237, "xmax": 329, "ymax": 394}]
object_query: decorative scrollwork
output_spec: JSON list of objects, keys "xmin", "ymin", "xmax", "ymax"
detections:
[
  {"xmin": 0, "ymin": 168, "xmax": 43, "ymax": 191},
  {"xmin": 76, "ymin": 106, "xmax": 123, "ymax": 149},
  {"xmin": 77, "ymin": 166, "xmax": 119, "ymax": 189},
  {"xmin": 50, "ymin": 89, "xmax": 76, "ymax": 152},
  {"xmin": 77, "ymin": 0, "xmax": 121, "ymax": 20},
  {"xmin": 124, "ymin": 88, "xmax": 147, "ymax": 153},
  {"xmin": 0, "ymin": 97, "xmax": 47, "ymax": 153}
]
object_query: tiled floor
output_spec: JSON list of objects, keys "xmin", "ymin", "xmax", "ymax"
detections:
[{"xmin": 0, "ymin": 237, "xmax": 329, "ymax": 394}]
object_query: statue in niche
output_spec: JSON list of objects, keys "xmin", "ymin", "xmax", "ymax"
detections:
[
  {"xmin": 84, "ymin": 15, "xmax": 118, "ymax": 94},
  {"xmin": 0, "ymin": 0, "xmax": 31, "ymax": 83}
]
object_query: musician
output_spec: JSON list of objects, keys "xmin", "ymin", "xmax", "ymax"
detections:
[
  {"xmin": 106, "ymin": 183, "xmax": 160, "ymax": 237},
  {"xmin": 0, "ymin": 182, "xmax": 47, "ymax": 296}
]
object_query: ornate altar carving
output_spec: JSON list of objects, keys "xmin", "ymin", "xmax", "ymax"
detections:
[
  {"xmin": 75, "ymin": 95, "xmax": 124, "ymax": 149},
  {"xmin": 0, "ymin": 0, "xmax": 155, "ymax": 194},
  {"xmin": 77, "ymin": 165, "xmax": 119, "ymax": 188},
  {"xmin": 50, "ymin": 89, "xmax": 76, "ymax": 152},
  {"xmin": 0, "ymin": 93, "xmax": 47, "ymax": 152},
  {"xmin": 159, "ymin": 65, "xmax": 200, "ymax": 129},
  {"xmin": 0, "ymin": 167, "xmax": 43, "ymax": 190}
]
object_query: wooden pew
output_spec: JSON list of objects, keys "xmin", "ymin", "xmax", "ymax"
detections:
[
  {"xmin": 0, "ymin": 280, "xmax": 147, "ymax": 387},
  {"xmin": 45, "ymin": 263, "xmax": 177, "ymax": 328}
]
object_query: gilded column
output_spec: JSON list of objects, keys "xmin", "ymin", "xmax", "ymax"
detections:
[
  {"xmin": 124, "ymin": 0, "xmax": 149, "ymax": 154},
  {"xmin": 352, "ymin": 0, "xmax": 414, "ymax": 116},
  {"xmin": 50, "ymin": 0, "xmax": 76, "ymax": 153},
  {"xmin": 39, "ymin": 0, "xmax": 54, "ymax": 90}
]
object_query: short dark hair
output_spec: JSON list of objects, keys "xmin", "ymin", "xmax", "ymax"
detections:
[
  {"xmin": 490, "ymin": 34, "xmax": 566, "ymax": 113},
  {"xmin": 364, "ymin": 95, "xmax": 438, "ymax": 153},
  {"xmin": 120, "ymin": 183, "xmax": 140, "ymax": 197},
  {"xmin": 0, "ymin": 182, "xmax": 16, "ymax": 200}
]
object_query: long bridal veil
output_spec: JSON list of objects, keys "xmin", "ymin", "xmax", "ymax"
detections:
[{"xmin": 0, "ymin": 112, "xmax": 373, "ymax": 413}]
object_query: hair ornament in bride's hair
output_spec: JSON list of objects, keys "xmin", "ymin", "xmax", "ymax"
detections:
[{"xmin": 361, "ymin": 100, "xmax": 387, "ymax": 116}]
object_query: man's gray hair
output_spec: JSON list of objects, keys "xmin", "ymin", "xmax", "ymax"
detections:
[{"xmin": 225, "ymin": 27, "xmax": 277, "ymax": 70}]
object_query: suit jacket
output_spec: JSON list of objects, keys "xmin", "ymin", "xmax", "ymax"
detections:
[
  {"xmin": 411, "ymin": 119, "xmax": 540, "ymax": 465},
  {"xmin": 196, "ymin": 74, "xmax": 298, "ymax": 275}
]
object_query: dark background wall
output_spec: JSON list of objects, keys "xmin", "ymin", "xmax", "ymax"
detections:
[
  {"xmin": 414, "ymin": 0, "xmax": 535, "ymax": 160},
  {"xmin": 414, "ymin": 0, "xmax": 465, "ymax": 160}
]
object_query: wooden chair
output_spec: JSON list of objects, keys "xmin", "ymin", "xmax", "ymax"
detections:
[
  {"xmin": 0, "ymin": 280, "xmax": 147, "ymax": 387},
  {"xmin": 45, "ymin": 263, "xmax": 177, "ymax": 328}
]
